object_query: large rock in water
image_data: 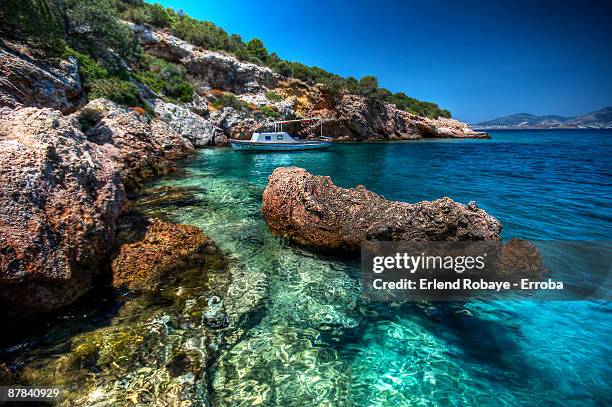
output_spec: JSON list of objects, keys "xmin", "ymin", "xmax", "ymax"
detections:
[
  {"xmin": 0, "ymin": 41, "xmax": 82, "ymax": 113},
  {"xmin": 0, "ymin": 107, "xmax": 124, "ymax": 314},
  {"xmin": 262, "ymin": 167, "xmax": 501, "ymax": 250}
]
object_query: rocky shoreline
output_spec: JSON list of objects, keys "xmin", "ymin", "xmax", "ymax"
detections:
[
  {"xmin": 1, "ymin": 15, "xmax": 491, "ymax": 403},
  {"xmin": 0, "ymin": 26, "xmax": 490, "ymax": 315}
]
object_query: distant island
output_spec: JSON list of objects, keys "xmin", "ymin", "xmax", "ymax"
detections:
[{"xmin": 474, "ymin": 107, "xmax": 612, "ymax": 129}]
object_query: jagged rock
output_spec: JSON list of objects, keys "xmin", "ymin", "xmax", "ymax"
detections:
[
  {"xmin": 147, "ymin": 98, "xmax": 225, "ymax": 146},
  {"xmin": 0, "ymin": 106, "xmax": 124, "ymax": 315},
  {"xmin": 238, "ymin": 92, "xmax": 296, "ymax": 118},
  {"xmin": 78, "ymin": 99, "xmax": 195, "ymax": 188},
  {"xmin": 130, "ymin": 23, "xmax": 196, "ymax": 62},
  {"xmin": 262, "ymin": 167, "xmax": 501, "ymax": 251},
  {"xmin": 0, "ymin": 41, "xmax": 82, "ymax": 113},
  {"xmin": 209, "ymin": 106, "xmax": 262, "ymax": 139},
  {"xmin": 132, "ymin": 24, "xmax": 279, "ymax": 94},
  {"xmin": 111, "ymin": 215, "xmax": 224, "ymax": 290},
  {"xmin": 186, "ymin": 93, "xmax": 209, "ymax": 116}
]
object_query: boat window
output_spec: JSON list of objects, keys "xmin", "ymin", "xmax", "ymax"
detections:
[
  {"xmin": 277, "ymin": 135, "xmax": 284, "ymax": 140},
  {"xmin": 265, "ymin": 135, "xmax": 271, "ymax": 141}
]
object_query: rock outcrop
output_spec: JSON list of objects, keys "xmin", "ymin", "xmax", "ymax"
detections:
[
  {"xmin": 111, "ymin": 215, "xmax": 223, "ymax": 290},
  {"xmin": 0, "ymin": 98, "xmax": 200, "ymax": 315},
  {"xmin": 262, "ymin": 167, "xmax": 501, "ymax": 251},
  {"xmin": 77, "ymin": 99, "xmax": 195, "ymax": 189},
  {"xmin": 131, "ymin": 25, "xmax": 486, "ymax": 141},
  {"xmin": 323, "ymin": 93, "xmax": 487, "ymax": 140},
  {"xmin": 132, "ymin": 24, "xmax": 279, "ymax": 94},
  {"xmin": 148, "ymin": 98, "xmax": 226, "ymax": 146},
  {"xmin": 0, "ymin": 107, "xmax": 124, "ymax": 315},
  {"xmin": 0, "ymin": 40, "xmax": 82, "ymax": 113}
]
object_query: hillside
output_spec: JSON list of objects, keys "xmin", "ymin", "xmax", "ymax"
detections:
[
  {"xmin": 0, "ymin": 0, "xmax": 486, "ymax": 142},
  {"xmin": 475, "ymin": 107, "xmax": 612, "ymax": 129}
]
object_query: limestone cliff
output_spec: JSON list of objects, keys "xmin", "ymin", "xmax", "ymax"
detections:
[{"xmin": 131, "ymin": 25, "xmax": 486, "ymax": 141}]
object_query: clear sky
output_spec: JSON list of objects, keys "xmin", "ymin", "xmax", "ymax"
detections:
[{"xmin": 151, "ymin": 0, "xmax": 612, "ymax": 123}]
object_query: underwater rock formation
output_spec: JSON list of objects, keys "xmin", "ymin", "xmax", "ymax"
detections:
[
  {"xmin": 0, "ymin": 106, "xmax": 124, "ymax": 315},
  {"xmin": 111, "ymin": 215, "xmax": 224, "ymax": 290},
  {"xmin": 262, "ymin": 167, "xmax": 502, "ymax": 250}
]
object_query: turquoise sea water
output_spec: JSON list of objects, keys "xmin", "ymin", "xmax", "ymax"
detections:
[{"xmin": 147, "ymin": 130, "xmax": 611, "ymax": 406}]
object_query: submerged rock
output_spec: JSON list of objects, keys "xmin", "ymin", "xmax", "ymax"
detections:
[
  {"xmin": 262, "ymin": 167, "xmax": 501, "ymax": 250},
  {"xmin": 0, "ymin": 107, "xmax": 124, "ymax": 315},
  {"xmin": 111, "ymin": 215, "xmax": 224, "ymax": 291}
]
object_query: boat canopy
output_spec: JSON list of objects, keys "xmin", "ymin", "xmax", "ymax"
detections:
[
  {"xmin": 250, "ymin": 132, "xmax": 300, "ymax": 143},
  {"xmin": 272, "ymin": 117, "xmax": 323, "ymax": 137}
]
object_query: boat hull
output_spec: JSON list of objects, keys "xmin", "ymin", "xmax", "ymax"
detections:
[{"xmin": 230, "ymin": 140, "xmax": 332, "ymax": 151}]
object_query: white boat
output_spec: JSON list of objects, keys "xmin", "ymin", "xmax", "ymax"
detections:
[{"xmin": 229, "ymin": 117, "xmax": 332, "ymax": 151}]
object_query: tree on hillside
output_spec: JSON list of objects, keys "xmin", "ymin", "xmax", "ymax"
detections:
[
  {"xmin": 358, "ymin": 76, "xmax": 379, "ymax": 98},
  {"xmin": 246, "ymin": 38, "xmax": 268, "ymax": 62},
  {"xmin": 50, "ymin": 0, "xmax": 138, "ymax": 59}
]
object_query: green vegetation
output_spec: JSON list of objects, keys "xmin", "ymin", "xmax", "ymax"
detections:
[
  {"xmin": 0, "ymin": 0, "xmax": 65, "ymax": 55},
  {"xmin": 265, "ymin": 91, "xmax": 282, "ymax": 102},
  {"xmin": 90, "ymin": 78, "xmax": 140, "ymax": 107},
  {"xmin": 0, "ymin": 0, "xmax": 451, "ymax": 118},
  {"xmin": 134, "ymin": 56, "xmax": 193, "ymax": 103},
  {"xmin": 210, "ymin": 92, "xmax": 247, "ymax": 110},
  {"xmin": 259, "ymin": 105, "xmax": 281, "ymax": 118}
]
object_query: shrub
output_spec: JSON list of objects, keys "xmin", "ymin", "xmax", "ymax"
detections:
[
  {"xmin": 122, "ymin": 3, "xmax": 175, "ymax": 28},
  {"xmin": 259, "ymin": 105, "xmax": 281, "ymax": 118},
  {"xmin": 53, "ymin": 0, "xmax": 139, "ymax": 60},
  {"xmin": 266, "ymin": 91, "xmax": 282, "ymax": 102},
  {"xmin": 0, "ymin": 0, "xmax": 65, "ymax": 56},
  {"xmin": 246, "ymin": 38, "xmax": 268, "ymax": 62},
  {"xmin": 358, "ymin": 76, "xmax": 379, "ymax": 98},
  {"xmin": 271, "ymin": 60, "xmax": 293, "ymax": 77},
  {"xmin": 76, "ymin": 106, "xmax": 103, "ymax": 132},
  {"xmin": 63, "ymin": 47, "xmax": 110, "ymax": 84},
  {"xmin": 89, "ymin": 78, "xmax": 140, "ymax": 107},
  {"xmin": 134, "ymin": 56, "xmax": 193, "ymax": 102},
  {"xmin": 210, "ymin": 92, "xmax": 246, "ymax": 110},
  {"xmin": 320, "ymin": 77, "xmax": 345, "ymax": 102}
]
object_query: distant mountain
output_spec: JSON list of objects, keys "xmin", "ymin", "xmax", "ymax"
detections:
[{"xmin": 474, "ymin": 107, "xmax": 612, "ymax": 129}]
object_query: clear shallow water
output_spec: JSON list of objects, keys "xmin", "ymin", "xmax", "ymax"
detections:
[{"xmin": 147, "ymin": 130, "xmax": 611, "ymax": 405}]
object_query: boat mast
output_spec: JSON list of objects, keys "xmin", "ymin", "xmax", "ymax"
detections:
[{"xmin": 271, "ymin": 117, "xmax": 322, "ymax": 137}]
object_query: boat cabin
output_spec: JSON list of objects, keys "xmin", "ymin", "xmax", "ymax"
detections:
[{"xmin": 250, "ymin": 132, "xmax": 300, "ymax": 143}]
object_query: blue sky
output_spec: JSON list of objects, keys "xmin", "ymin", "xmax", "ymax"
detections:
[{"xmin": 151, "ymin": 0, "xmax": 612, "ymax": 123}]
